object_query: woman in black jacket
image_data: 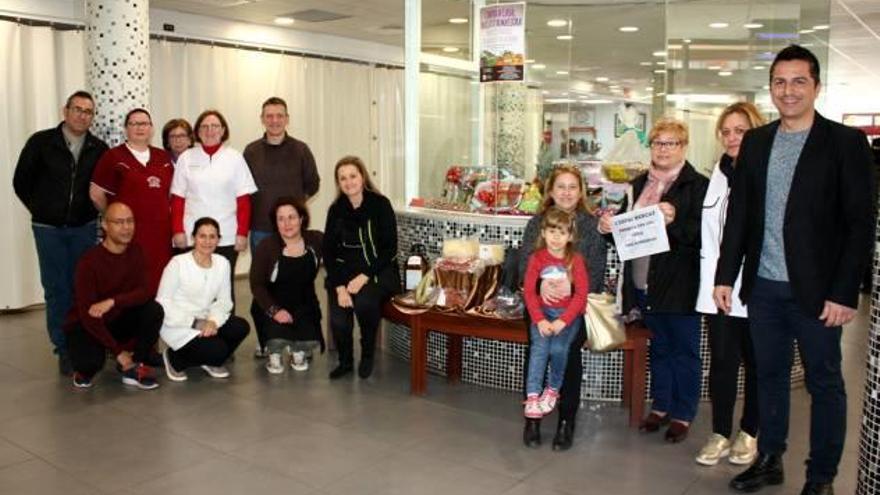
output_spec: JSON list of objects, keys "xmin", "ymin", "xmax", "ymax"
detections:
[
  {"xmin": 599, "ymin": 117, "xmax": 709, "ymax": 443},
  {"xmin": 323, "ymin": 156, "xmax": 400, "ymax": 379}
]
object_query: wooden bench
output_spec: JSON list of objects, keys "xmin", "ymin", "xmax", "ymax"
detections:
[{"xmin": 382, "ymin": 302, "xmax": 652, "ymax": 428}]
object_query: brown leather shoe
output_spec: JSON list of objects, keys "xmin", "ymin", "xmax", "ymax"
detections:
[
  {"xmin": 639, "ymin": 412, "xmax": 670, "ymax": 433},
  {"xmin": 665, "ymin": 421, "xmax": 690, "ymax": 443}
]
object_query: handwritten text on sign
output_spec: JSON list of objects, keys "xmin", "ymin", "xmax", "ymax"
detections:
[{"xmin": 611, "ymin": 205, "xmax": 670, "ymax": 262}]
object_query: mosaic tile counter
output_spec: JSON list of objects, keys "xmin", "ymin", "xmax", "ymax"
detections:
[{"xmin": 389, "ymin": 207, "xmax": 803, "ymax": 402}]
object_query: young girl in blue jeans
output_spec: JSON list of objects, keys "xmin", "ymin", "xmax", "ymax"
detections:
[{"xmin": 522, "ymin": 207, "xmax": 589, "ymax": 418}]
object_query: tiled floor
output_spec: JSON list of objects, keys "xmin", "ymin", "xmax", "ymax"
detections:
[{"xmin": 0, "ymin": 281, "xmax": 869, "ymax": 495}]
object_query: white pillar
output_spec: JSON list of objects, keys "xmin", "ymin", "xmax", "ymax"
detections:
[
  {"xmin": 858, "ymin": 224, "xmax": 880, "ymax": 494},
  {"xmin": 85, "ymin": 0, "xmax": 150, "ymax": 145},
  {"xmin": 404, "ymin": 0, "xmax": 420, "ymax": 202}
]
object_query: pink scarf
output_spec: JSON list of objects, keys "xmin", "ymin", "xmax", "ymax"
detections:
[{"xmin": 634, "ymin": 162, "xmax": 684, "ymax": 209}]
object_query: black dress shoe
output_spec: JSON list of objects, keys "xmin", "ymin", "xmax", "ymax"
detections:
[
  {"xmin": 523, "ymin": 418, "xmax": 541, "ymax": 448},
  {"xmin": 329, "ymin": 364, "xmax": 353, "ymax": 380},
  {"xmin": 730, "ymin": 453, "xmax": 784, "ymax": 492},
  {"xmin": 552, "ymin": 419, "xmax": 574, "ymax": 451},
  {"xmin": 358, "ymin": 357, "xmax": 374, "ymax": 379},
  {"xmin": 800, "ymin": 481, "xmax": 833, "ymax": 495}
]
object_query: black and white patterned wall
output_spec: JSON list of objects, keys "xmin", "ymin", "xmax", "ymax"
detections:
[
  {"xmin": 390, "ymin": 208, "xmax": 804, "ymax": 402},
  {"xmin": 857, "ymin": 229, "xmax": 880, "ymax": 494},
  {"xmin": 85, "ymin": 0, "xmax": 150, "ymax": 145}
]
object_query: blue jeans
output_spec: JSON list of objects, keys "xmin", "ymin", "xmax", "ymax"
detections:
[
  {"xmin": 250, "ymin": 230, "xmax": 273, "ymax": 254},
  {"xmin": 636, "ymin": 289, "xmax": 702, "ymax": 422},
  {"xmin": 31, "ymin": 221, "xmax": 97, "ymax": 355},
  {"xmin": 526, "ymin": 307, "xmax": 582, "ymax": 396},
  {"xmin": 748, "ymin": 277, "xmax": 846, "ymax": 483}
]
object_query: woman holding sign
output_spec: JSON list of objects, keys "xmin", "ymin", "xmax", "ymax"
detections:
[
  {"xmin": 518, "ymin": 164, "xmax": 608, "ymax": 450},
  {"xmin": 694, "ymin": 103, "xmax": 765, "ymax": 466},
  {"xmin": 598, "ymin": 117, "xmax": 708, "ymax": 443}
]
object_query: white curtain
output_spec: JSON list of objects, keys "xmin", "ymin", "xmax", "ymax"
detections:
[
  {"xmin": 0, "ymin": 23, "xmax": 86, "ymax": 310},
  {"xmin": 0, "ymin": 23, "xmax": 405, "ymax": 309}
]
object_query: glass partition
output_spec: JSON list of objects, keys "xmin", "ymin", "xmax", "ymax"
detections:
[{"xmin": 410, "ymin": 0, "xmax": 831, "ymax": 212}]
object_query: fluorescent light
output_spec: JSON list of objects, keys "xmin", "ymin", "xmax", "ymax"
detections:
[
  {"xmin": 645, "ymin": 87, "xmax": 654, "ymax": 91},
  {"xmin": 709, "ymin": 22, "xmax": 729, "ymax": 28},
  {"xmin": 557, "ymin": 34, "xmax": 573, "ymax": 40},
  {"xmin": 525, "ymin": 59, "xmax": 535, "ymax": 63},
  {"xmin": 799, "ymin": 29, "xmax": 814, "ymax": 34},
  {"xmin": 708, "ymin": 65, "xmax": 722, "ymax": 70},
  {"xmin": 595, "ymin": 77, "xmax": 609, "ymax": 82},
  {"xmin": 531, "ymin": 64, "xmax": 546, "ymax": 70},
  {"xmin": 813, "ymin": 24, "xmax": 829, "ymax": 30},
  {"xmin": 274, "ymin": 17, "xmax": 294, "ymax": 25},
  {"xmin": 654, "ymin": 69, "xmax": 667, "ymax": 74},
  {"xmin": 640, "ymin": 61, "xmax": 653, "ymax": 66},
  {"xmin": 683, "ymin": 38, "xmax": 692, "ymax": 44},
  {"xmin": 652, "ymin": 50, "xmax": 667, "ymax": 57},
  {"xmin": 556, "ymin": 70, "xmax": 569, "ymax": 75},
  {"xmin": 547, "ymin": 19, "xmax": 568, "ymax": 27},
  {"xmin": 744, "ymin": 22, "xmax": 764, "ymax": 29},
  {"xmin": 442, "ymin": 47, "xmax": 459, "ymax": 53},
  {"xmin": 619, "ymin": 26, "xmax": 639, "ymax": 33},
  {"xmin": 762, "ymin": 85, "xmax": 770, "ymax": 90},
  {"xmin": 449, "ymin": 17, "xmax": 468, "ymax": 24},
  {"xmin": 752, "ymin": 65, "xmax": 765, "ymax": 70},
  {"xmin": 656, "ymin": 61, "xmax": 666, "ymax": 66},
  {"xmin": 718, "ymin": 71, "xmax": 733, "ymax": 76}
]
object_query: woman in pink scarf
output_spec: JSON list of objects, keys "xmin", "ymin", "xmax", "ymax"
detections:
[{"xmin": 599, "ymin": 117, "xmax": 709, "ymax": 443}]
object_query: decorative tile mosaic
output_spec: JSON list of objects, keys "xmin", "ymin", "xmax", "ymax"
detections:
[
  {"xmin": 391, "ymin": 209, "xmax": 803, "ymax": 402},
  {"xmin": 85, "ymin": 0, "xmax": 150, "ymax": 146},
  {"xmin": 857, "ymin": 236, "xmax": 880, "ymax": 494}
]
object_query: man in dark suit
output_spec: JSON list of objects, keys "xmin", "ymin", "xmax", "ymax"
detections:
[{"xmin": 714, "ymin": 45, "xmax": 875, "ymax": 495}]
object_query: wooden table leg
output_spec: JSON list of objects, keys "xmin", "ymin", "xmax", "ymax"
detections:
[
  {"xmin": 410, "ymin": 319, "xmax": 427, "ymax": 396},
  {"xmin": 446, "ymin": 335, "xmax": 462, "ymax": 384},
  {"xmin": 629, "ymin": 337, "xmax": 648, "ymax": 427}
]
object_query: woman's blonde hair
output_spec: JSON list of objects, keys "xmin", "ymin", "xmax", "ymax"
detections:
[
  {"xmin": 535, "ymin": 207, "xmax": 577, "ymax": 271},
  {"xmin": 540, "ymin": 164, "xmax": 589, "ymax": 214},
  {"xmin": 715, "ymin": 101, "xmax": 766, "ymax": 136},
  {"xmin": 333, "ymin": 155, "xmax": 380, "ymax": 199},
  {"xmin": 648, "ymin": 117, "xmax": 689, "ymax": 146}
]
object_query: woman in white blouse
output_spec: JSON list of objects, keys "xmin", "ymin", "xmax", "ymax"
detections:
[{"xmin": 157, "ymin": 217, "xmax": 250, "ymax": 381}]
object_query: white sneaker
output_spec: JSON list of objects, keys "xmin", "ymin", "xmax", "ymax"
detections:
[
  {"xmin": 695, "ymin": 433, "xmax": 731, "ymax": 466},
  {"xmin": 201, "ymin": 365, "xmax": 230, "ymax": 378},
  {"xmin": 162, "ymin": 348, "xmax": 188, "ymax": 382},
  {"xmin": 265, "ymin": 353, "xmax": 284, "ymax": 374},
  {"xmin": 290, "ymin": 350, "xmax": 309, "ymax": 371},
  {"xmin": 729, "ymin": 430, "xmax": 758, "ymax": 465}
]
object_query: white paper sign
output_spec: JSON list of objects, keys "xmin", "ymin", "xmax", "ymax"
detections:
[{"xmin": 611, "ymin": 205, "xmax": 670, "ymax": 261}]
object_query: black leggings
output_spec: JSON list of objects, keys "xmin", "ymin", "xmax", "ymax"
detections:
[
  {"xmin": 328, "ymin": 283, "xmax": 390, "ymax": 367},
  {"xmin": 708, "ymin": 314, "xmax": 759, "ymax": 437},
  {"xmin": 522, "ymin": 310, "xmax": 586, "ymax": 424},
  {"xmin": 167, "ymin": 316, "xmax": 249, "ymax": 370},
  {"xmin": 68, "ymin": 301, "xmax": 163, "ymax": 377},
  {"xmin": 215, "ymin": 245, "xmax": 239, "ymax": 311}
]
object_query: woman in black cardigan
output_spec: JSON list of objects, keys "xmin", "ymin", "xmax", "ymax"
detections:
[
  {"xmin": 599, "ymin": 117, "xmax": 708, "ymax": 443},
  {"xmin": 249, "ymin": 197, "xmax": 324, "ymax": 374},
  {"xmin": 323, "ymin": 156, "xmax": 400, "ymax": 379}
]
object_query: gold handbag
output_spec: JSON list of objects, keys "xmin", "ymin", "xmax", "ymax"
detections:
[{"xmin": 585, "ymin": 293, "xmax": 627, "ymax": 352}]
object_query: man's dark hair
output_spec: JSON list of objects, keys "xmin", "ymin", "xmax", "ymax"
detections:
[
  {"xmin": 770, "ymin": 45, "xmax": 821, "ymax": 85},
  {"xmin": 65, "ymin": 90, "xmax": 95, "ymax": 108},
  {"xmin": 261, "ymin": 96, "xmax": 288, "ymax": 114}
]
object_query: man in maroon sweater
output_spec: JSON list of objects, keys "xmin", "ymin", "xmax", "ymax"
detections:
[{"xmin": 64, "ymin": 202, "xmax": 163, "ymax": 389}]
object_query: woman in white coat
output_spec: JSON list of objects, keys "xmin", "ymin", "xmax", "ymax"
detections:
[
  {"xmin": 695, "ymin": 102, "xmax": 765, "ymax": 466},
  {"xmin": 157, "ymin": 217, "xmax": 250, "ymax": 381}
]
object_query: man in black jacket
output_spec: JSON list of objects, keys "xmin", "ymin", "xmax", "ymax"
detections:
[
  {"xmin": 13, "ymin": 90, "xmax": 109, "ymax": 376},
  {"xmin": 714, "ymin": 46, "xmax": 875, "ymax": 495}
]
